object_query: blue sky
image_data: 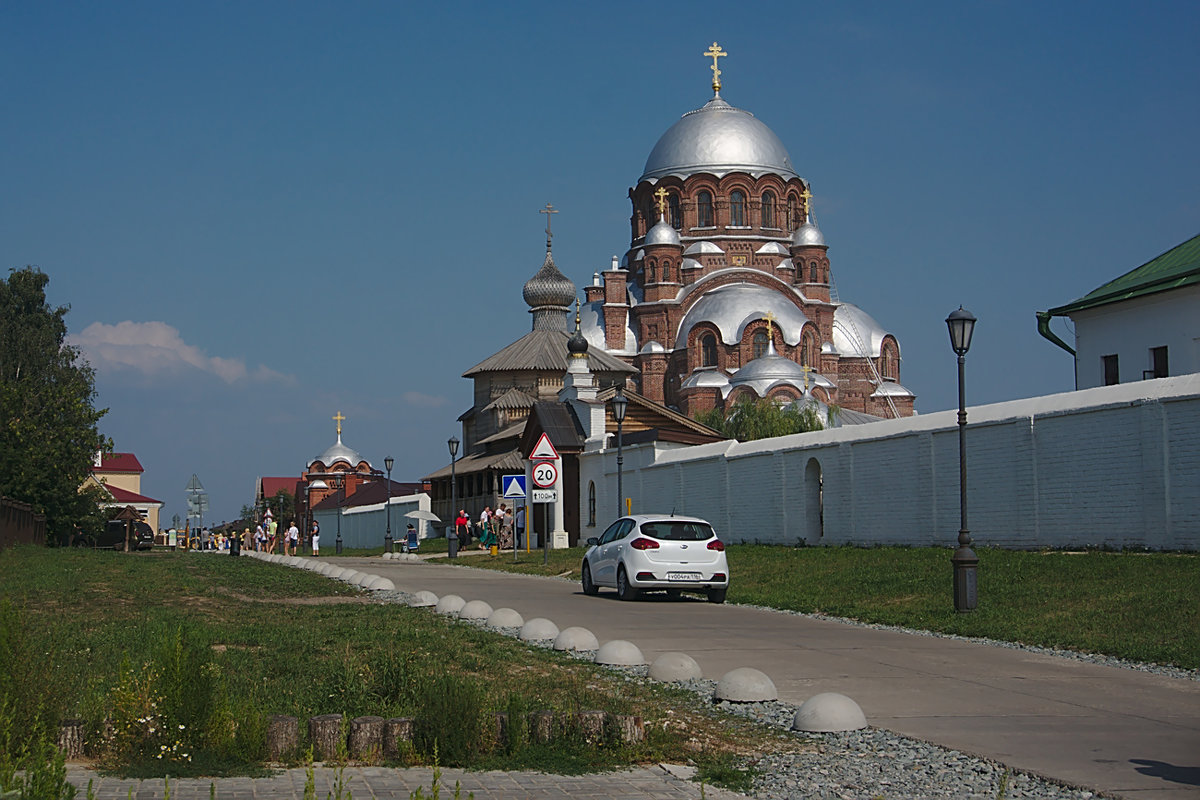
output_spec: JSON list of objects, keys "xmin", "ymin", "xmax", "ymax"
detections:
[{"xmin": 4, "ymin": 1, "xmax": 1198, "ymax": 525}]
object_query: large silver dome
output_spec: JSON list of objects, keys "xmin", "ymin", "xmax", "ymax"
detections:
[
  {"xmin": 309, "ymin": 435, "xmax": 365, "ymax": 469},
  {"xmin": 641, "ymin": 96, "xmax": 799, "ymax": 182}
]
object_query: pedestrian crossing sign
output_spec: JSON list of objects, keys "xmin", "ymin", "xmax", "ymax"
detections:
[{"xmin": 502, "ymin": 474, "xmax": 527, "ymax": 499}]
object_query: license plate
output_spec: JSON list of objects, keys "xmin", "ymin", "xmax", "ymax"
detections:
[{"xmin": 667, "ymin": 571, "xmax": 701, "ymax": 581}]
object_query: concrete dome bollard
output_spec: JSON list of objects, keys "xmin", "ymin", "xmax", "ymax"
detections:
[
  {"xmin": 792, "ymin": 692, "xmax": 868, "ymax": 732},
  {"xmin": 407, "ymin": 590, "xmax": 439, "ymax": 607},
  {"xmin": 353, "ymin": 572, "xmax": 377, "ymax": 587},
  {"xmin": 714, "ymin": 667, "xmax": 777, "ymax": 702},
  {"xmin": 365, "ymin": 576, "xmax": 396, "ymax": 591},
  {"xmin": 339, "ymin": 570, "xmax": 363, "ymax": 583},
  {"xmin": 381, "ymin": 552, "xmax": 394, "ymax": 560},
  {"xmin": 595, "ymin": 640, "xmax": 645, "ymax": 666},
  {"xmin": 317, "ymin": 563, "xmax": 335, "ymax": 575},
  {"xmin": 486, "ymin": 608, "xmax": 524, "ymax": 629},
  {"xmin": 553, "ymin": 626, "xmax": 600, "ymax": 652},
  {"xmin": 519, "ymin": 618, "xmax": 560, "ymax": 642},
  {"xmin": 435, "ymin": 594, "xmax": 465, "ymax": 615},
  {"xmin": 325, "ymin": 566, "xmax": 347, "ymax": 579},
  {"xmin": 459, "ymin": 600, "xmax": 493, "ymax": 620},
  {"xmin": 649, "ymin": 652, "xmax": 703, "ymax": 683},
  {"xmin": 403, "ymin": 553, "xmax": 422, "ymax": 562}
]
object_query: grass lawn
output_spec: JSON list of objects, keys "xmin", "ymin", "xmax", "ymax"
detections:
[
  {"xmin": 450, "ymin": 544, "xmax": 1200, "ymax": 670},
  {"xmin": 0, "ymin": 546, "xmax": 785, "ymax": 781}
]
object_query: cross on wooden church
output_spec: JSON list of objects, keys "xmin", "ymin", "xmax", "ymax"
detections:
[{"xmin": 540, "ymin": 203, "xmax": 558, "ymax": 249}]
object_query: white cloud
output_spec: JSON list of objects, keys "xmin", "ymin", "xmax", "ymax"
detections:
[
  {"xmin": 72, "ymin": 321, "xmax": 291, "ymax": 384},
  {"xmin": 401, "ymin": 391, "xmax": 447, "ymax": 408}
]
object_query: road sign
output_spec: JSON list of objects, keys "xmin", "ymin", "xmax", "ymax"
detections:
[
  {"xmin": 185, "ymin": 474, "xmax": 205, "ymax": 493},
  {"xmin": 532, "ymin": 460, "xmax": 558, "ymax": 488},
  {"xmin": 528, "ymin": 432, "xmax": 559, "ymax": 461},
  {"xmin": 531, "ymin": 489, "xmax": 557, "ymax": 503},
  {"xmin": 502, "ymin": 474, "xmax": 527, "ymax": 499}
]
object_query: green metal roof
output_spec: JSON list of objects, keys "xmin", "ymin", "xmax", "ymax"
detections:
[{"xmin": 1045, "ymin": 232, "xmax": 1200, "ymax": 317}]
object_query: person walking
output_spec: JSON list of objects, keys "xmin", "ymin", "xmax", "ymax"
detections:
[
  {"xmin": 455, "ymin": 509, "xmax": 470, "ymax": 548},
  {"xmin": 515, "ymin": 505, "xmax": 525, "ymax": 549},
  {"xmin": 311, "ymin": 526, "xmax": 320, "ymax": 557},
  {"xmin": 478, "ymin": 506, "xmax": 492, "ymax": 550},
  {"xmin": 286, "ymin": 521, "xmax": 299, "ymax": 556}
]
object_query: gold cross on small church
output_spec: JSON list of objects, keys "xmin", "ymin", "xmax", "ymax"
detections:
[
  {"xmin": 799, "ymin": 364, "xmax": 813, "ymax": 393},
  {"xmin": 763, "ymin": 311, "xmax": 777, "ymax": 341},
  {"xmin": 704, "ymin": 42, "xmax": 727, "ymax": 93},
  {"xmin": 654, "ymin": 186, "xmax": 669, "ymax": 216},
  {"xmin": 333, "ymin": 411, "xmax": 345, "ymax": 437}
]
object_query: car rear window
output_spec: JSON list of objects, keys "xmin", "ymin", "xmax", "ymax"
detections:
[{"xmin": 640, "ymin": 521, "xmax": 715, "ymax": 541}]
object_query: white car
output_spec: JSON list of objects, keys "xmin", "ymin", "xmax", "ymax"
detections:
[{"xmin": 581, "ymin": 514, "xmax": 729, "ymax": 603}]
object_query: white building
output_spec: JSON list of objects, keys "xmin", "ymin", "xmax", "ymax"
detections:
[{"xmin": 1038, "ymin": 233, "xmax": 1200, "ymax": 389}]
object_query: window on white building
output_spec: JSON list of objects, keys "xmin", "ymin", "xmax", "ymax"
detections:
[
  {"xmin": 1149, "ymin": 346, "xmax": 1169, "ymax": 379},
  {"xmin": 1102, "ymin": 354, "xmax": 1119, "ymax": 386}
]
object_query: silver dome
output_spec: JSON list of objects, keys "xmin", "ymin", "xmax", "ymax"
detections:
[
  {"xmin": 641, "ymin": 96, "xmax": 799, "ymax": 182},
  {"xmin": 310, "ymin": 435, "xmax": 366, "ymax": 469},
  {"xmin": 756, "ymin": 241, "xmax": 790, "ymax": 255},
  {"xmin": 793, "ymin": 220, "xmax": 826, "ymax": 248},
  {"xmin": 832, "ymin": 303, "xmax": 891, "ymax": 358},
  {"xmin": 872, "ymin": 380, "xmax": 914, "ymax": 398},
  {"xmin": 683, "ymin": 240, "xmax": 723, "ymax": 256},
  {"xmin": 645, "ymin": 217, "xmax": 681, "ymax": 247},
  {"xmin": 677, "ymin": 283, "xmax": 809, "ymax": 347},
  {"xmin": 639, "ymin": 340, "xmax": 666, "ymax": 354},
  {"xmin": 729, "ymin": 343, "xmax": 831, "ymax": 398},
  {"xmin": 523, "ymin": 249, "xmax": 576, "ymax": 331}
]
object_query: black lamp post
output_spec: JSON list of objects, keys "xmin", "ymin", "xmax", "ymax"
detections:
[
  {"xmin": 612, "ymin": 389, "xmax": 628, "ymax": 517},
  {"xmin": 448, "ymin": 436, "xmax": 460, "ymax": 559},
  {"xmin": 946, "ymin": 306, "xmax": 978, "ymax": 612},
  {"xmin": 334, "ymin": 475, "xmax": 344, "ymax": 555},
  {"xmin": 384, "ymin": 456, "xmax": 394, "ymax": 554}
]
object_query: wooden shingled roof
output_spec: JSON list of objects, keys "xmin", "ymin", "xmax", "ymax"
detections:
[{"xmin": 463, "ymin": 330, "xmax": 636, "ymax": 377}]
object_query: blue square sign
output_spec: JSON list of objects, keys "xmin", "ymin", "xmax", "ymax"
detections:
[{"xmin": 502, "ymin": 474, "xmax": 527, "ymax": 499}]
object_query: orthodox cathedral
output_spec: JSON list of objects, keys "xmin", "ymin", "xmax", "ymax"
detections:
[{"xmin": 580, "ymin": 44, "xmax": 914, "ymax": 418}]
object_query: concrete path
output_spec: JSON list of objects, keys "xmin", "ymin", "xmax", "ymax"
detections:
[
  {"xmin": 66, "ymin": 763, "xmax": 742, "ymax": 799},
  {"xmin": 347, "ymin": 556, "xmax": 1200, "ymax": 800}
]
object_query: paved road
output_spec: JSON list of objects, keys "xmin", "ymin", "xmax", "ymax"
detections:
[{"xmin": 351, "ymin": 555, "xmax": 1200, "ymax": 800}]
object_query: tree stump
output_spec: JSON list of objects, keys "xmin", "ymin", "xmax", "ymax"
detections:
[
  {"xmin": 528, "ymin": 710, "xmax": 555, "ymax": 742},
  {"xmin": 383, "ymin": 717, "xmax": 413, "ymax": 759},
  {"xmin": 348, "ymin": 716, "xmax": 384, "ymax": 762},
  {"xmin": 267, "ymin": 715, "xmax": 298, "ymax": 760},
  {"xmin": 58, "ymin": 719, "xmax": 84, "ymax": 759},
  {"xmin": 575, "ymin": 710, "xmax": 606, "ymax": 743},
  {"xmin": 493, "ymin": 712, "xmax": 508, "ymax": 745},
  {"xmin": 614, "ymin": 714, "xmax": 644, "ymax": 743},
  {"xmin": 309, "ymin": 714, "xmax": 344, "ymax": 761}
]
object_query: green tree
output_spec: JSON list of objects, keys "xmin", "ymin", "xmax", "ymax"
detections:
[
  {"xmin": 0, "ymin": 267, "xmax": 109, "ymax": 540},
  {"xmin": 267, "ymin": 489, "xmax": 295, "ymax": 523},
  {"xmin": 695, "ymin": 395, "xmax": 833, "ymax": 442}
]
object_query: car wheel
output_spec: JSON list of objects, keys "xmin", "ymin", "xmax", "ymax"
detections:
[
  {"xmin": 665, "ymin": 588, "xmax": 682, "ymax": 600},
  {"xmin": 616, "ymin": 566, "xmax": 638, "ymax": 601},
  {"xmin": 582, "ymin": 562, "xmax": 598, "ymax": 596},
  {"xmin": 706, "ymin": 588, "xmax": 727, "ymax": 604}
]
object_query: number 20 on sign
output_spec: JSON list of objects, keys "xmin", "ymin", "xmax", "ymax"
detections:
[{"xmin": 532, "ymin": 461, "xmax": 558, "ymax": 488}]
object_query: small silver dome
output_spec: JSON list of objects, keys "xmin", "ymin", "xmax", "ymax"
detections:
[
  {"xmin": 639, "ymin": 340, "xmax": 666, "ymax": 354},
  {"xmin": 645, "ymin": 217, "xmax": 681, "ymax": 247},
  {"xmin": 793, "ymin": 220, "xmax": 826, "ymax": 248},
  {"xmin": 523, "ymin": 249, "xmax": 577, "ymax": 332},
  {"xmin": 642, "ymin": 96, "xmax": 799, "ymax": 182},
  {"xmin": 310, "ymin": 435, "xmax": 365, "ymax": 469},
  {"xmin": 729, "ymin": 343, "xmax": 829, "ymax": 398}
]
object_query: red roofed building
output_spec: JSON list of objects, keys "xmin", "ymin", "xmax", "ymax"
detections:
[{"xmin": 83, "ymin": 450, "xmax": 163, "ymax": 531}]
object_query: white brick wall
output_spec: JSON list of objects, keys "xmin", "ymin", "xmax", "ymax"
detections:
[{"xmin": 578, "ymin": 374, "xmax": 1200, "ymax": 550}]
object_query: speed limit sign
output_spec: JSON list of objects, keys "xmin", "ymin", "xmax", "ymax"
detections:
[{"xmin": 532, "ymin": 460, "xmax": 559, "ymax": 488}]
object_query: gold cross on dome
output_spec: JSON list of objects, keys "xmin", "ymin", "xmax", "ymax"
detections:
[
  {"xmin": 800, "ymin": 187, "xmax": 813, "ymax": 221},
  {"xmin": 800, "ymin": 364, "xmax": 813, "ymax": 392},
  {"xmin": 703, "ymin": 42, "xmax": 727, "ymax": 92},
  {"xmin": 332, "ymin": 411, "xmax": 345, "ymax": 437},
  {"xmin": 763, "ymin": 311, "xmax": 777, "ymax": 341},
  {"xmin": 654, "ymin": 187, "xmax": 669, "ymax": 216}
]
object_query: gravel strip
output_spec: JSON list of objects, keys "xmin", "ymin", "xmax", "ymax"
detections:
[{"xmin": 380, "ymin": 589, "xmax": 1112, "ymax": 799}]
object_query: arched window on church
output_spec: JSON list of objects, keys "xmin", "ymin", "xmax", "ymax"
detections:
[
  {"xmin": 810, "ymin": 260, "xmax": 819, "ymax": 283},
  {"xmin": 729, "ymin": 190, "xmax": 746, "ymax": 226},
  {"xmin": 647, "ymin": 260, "xmax": 656, "ymax": 283},
  {"xmin": 697, "ymin": 191, "xmax": 714, "ymax": 227},
  {"xmin": 753, "ymin": 330, "xmax": 769, "ymax": 359},
  {"xmin": 801, "ymin": 331, "xmax": 816, "ymax": 367},
  {"xmin": 701, "ymin": 333, "xmax": 718, "ymax": 367},
  {"xmin": 881, "ymin": 342, "xmax": 898, "ymax": 380},
  {"xmin": 669, "ymin": 194, "xmax": 681, "ymax": 229},
  {"xmin": 788, "ymin": 196, "xmax": 799, "ymax": 230},
  {"xmin": 762, "ymin": 191, "xmax": 776, "ymax": 228}
]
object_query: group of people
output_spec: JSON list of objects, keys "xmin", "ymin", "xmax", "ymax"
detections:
[
  {"xmin": 453, "ymin": 504, "xmax": 525, "ymax": 551},
  {"xmin": 249, "ymin": 518, "xmax": 318, "ymax": 555}
]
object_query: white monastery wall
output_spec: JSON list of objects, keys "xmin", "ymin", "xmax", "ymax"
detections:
[
  {"xmin": 577, "ymin": 374, "xmax": 1200, "ymax": 550},
  {"xmin": 1071, "ymin": 284, "xmax": 1200, "ymax": 389}
]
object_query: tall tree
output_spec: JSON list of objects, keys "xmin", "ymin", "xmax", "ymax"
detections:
[
  {"xmin": 0, "ymin": 267, "xmax": 109, "ymax": 539},
  {"xmin": 695, "ymin": 395, "xmax": 832, "ymax": 442}
]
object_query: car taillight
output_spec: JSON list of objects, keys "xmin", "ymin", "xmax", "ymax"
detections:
[
  {"xmin": 629, "ymin": 537, "xmax": 660, "ymax": 550},
  {"xmin": 707, "ymin": 539, "xmax": 725, "ymax": 551}
]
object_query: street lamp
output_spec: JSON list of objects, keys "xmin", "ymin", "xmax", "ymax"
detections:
[
  {"xmin": 612, "ymin": 389, "xmax": 628, "ymax": 517},
  {"xmin": 334, "ymin": 475, "xmax": 344, "ymax": 555},
  {"xmin": 946, "ymin": 306, "xmax": 978, "ymax": 612},
  {"xmin": 448, "ymin": 436, "xmax": 460, "ymax": 559},
  {"xmin": 384, "ymin": 456, "xmax": 394, "ymax": 554}
]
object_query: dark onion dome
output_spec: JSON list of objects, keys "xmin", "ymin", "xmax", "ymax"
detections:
[
  {"xmin": 641, "ymin": 96, "xmax": 799, "ymax": 182},
  {"xmin": 523, "ymin": 248, "xmax": 577, "ymax": 331},
  {"xmin": 568, "ymin": 302, "xmax": 589, "ymax": 356}
]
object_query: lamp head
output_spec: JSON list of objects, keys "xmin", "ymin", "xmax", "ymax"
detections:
[
  {"xmin": 612, "ymin": 388, "xmax": 628, "ymax": 423},
  {"xmin": 448, "ymin": 436, "xmax": 460, "ymax": 457},
  {"xmin": 384, "ymin": 456, "xmax": 394, "ymax": 473},
  {"xmin": 946, "ymin": 306, "xmax": 977, "ymax": 356}
]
